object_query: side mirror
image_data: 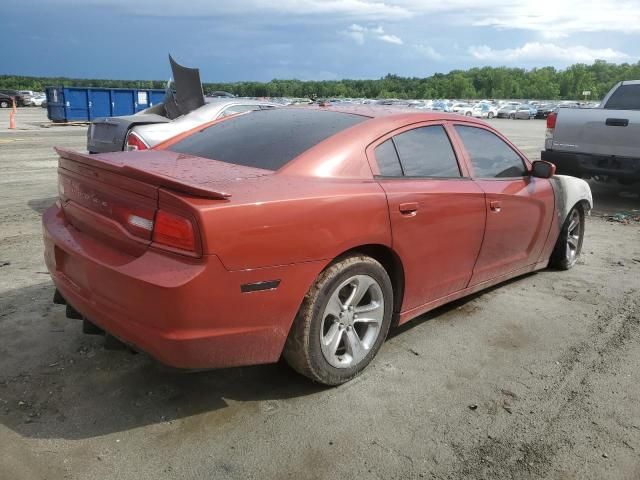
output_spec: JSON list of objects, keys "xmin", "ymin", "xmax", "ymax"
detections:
[{"xmin": 531, "ymin": 160, "xmax": 556, "ymax": 179}]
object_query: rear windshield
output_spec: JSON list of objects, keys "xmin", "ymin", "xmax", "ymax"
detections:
[
  {"xmin": 168, "ymin": 108, "xmax": 367, "ymax": 170},
  {"xmin": 604, "ymin": 84, "xmax": 640, "ymax": 110}
]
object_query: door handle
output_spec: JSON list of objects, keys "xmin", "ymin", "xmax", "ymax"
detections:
[
  {"xmin": 489, "ymin": 200, "xmax": 502, "ymax": 212},
  {"xmin": 399, "ymin": 202, "xmax": 418, "ymax": 216},
  {"xmin": 605, "ymin": 118, "xmax": 629, "ymax": 127}
]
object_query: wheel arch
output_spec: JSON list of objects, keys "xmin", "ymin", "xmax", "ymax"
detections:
[
  {"xmin": 550, "ymin": 174, "xmax": 593, "ymax": 226},
  {"xmin": 330, "ymin": 243, "xmax": 405, "ymax": 317}
]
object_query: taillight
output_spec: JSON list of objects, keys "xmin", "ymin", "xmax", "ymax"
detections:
[
  {"xmin": 112, "ymin": 205, "xmax": 155, "ymax": 240},
  {"xmin": 125, "ymin": 131, "xmax": 148, "ymax": 151},
  {"xmin": 545, "ymin": 111, "xmax": 557, "ymax": 145},
  {"xmin": 152, "ymin": 210, "xmax": 197, "ymax": 253}
]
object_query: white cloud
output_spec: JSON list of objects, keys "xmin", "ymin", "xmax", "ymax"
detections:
[
  {"xmin": 341, "ymin": 24, "xmax": 403, "ymax": 45},
  {"xmin": 468, "ymin": 42, "xmax": 630, "ymax": 63},
  {"xmin": 414, "ymin": 44, "xmax": 442, "ymax": 60},
  {"xmin": 379, "ymin": 34, "xmax": 403, "ymax": 45},
  {"xmin": 460, "ymin": 0, "xmax": 640, "ymax": 35},
  {"xmin": 48, "ymin": 0, "xmax": 640, "ymax": 35},
  {"xmin": 54, "ymin": 0, "xmax": 413, "ymax": 20},
  {"xmin": 345, "ymin": 24, "xmax": 366, "ymax": 44},
  {"xmin": 47, "ymin": 0, "xmax": 640, "ymax": 35}
]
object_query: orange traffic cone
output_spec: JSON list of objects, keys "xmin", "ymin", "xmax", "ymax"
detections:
[{"xmin": 8, "ymin": 98, "xmax": 16, "ymax": 129}]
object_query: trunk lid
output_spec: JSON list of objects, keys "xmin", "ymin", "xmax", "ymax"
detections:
[{"xmin": 56, "ymin": 148, "xmax": 272, "ymax": 255}]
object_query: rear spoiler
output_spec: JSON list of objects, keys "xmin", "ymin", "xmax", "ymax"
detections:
[{"xmin": 55, "ymin": 147, "xmax": 231, "ymax": 200}]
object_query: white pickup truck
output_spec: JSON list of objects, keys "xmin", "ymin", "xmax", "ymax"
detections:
[{"xmin": 541, "ymin": 80, "xmax": 640, "ymax": 184}]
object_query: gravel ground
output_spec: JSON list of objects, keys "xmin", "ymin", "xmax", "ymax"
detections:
[{"xmin": 1, "ymin": 108, "xmax": 639, "ymax": 480}]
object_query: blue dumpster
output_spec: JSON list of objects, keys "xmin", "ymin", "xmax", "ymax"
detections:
[{"xmin": 46, "ymin": 86, "xmax": 166, "ymax": 122}]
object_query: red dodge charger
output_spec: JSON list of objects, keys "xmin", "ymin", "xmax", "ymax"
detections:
[{"xmin": 43, "ymin": 106, "xmax": 593, "ymax": 385}]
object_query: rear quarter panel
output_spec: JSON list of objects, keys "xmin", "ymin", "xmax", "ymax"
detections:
[{"xmin": 183, "ymin": 176, "xmax": 392, "ymax": 271}]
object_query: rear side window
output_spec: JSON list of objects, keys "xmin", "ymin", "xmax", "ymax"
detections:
[
  {"xmin": 374, "ymin": 139, "xmax": 403, "ymax": 176},
  {"xmin": 454, "ymin": 125, "xmax": 527, "ymax": 178},
  {"xmin": 168, "ymin": 109, "xmax": 367, "ymax": 170},
  {"xmin": 392, "ymin": 126, "xmax": 461, "ymax": 178},
  {"xmin": 604, "ymin": 84, "xmax": 640, "ymax": 110}
]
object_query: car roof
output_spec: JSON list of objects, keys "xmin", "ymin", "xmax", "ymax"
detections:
[
  {"xmin": 181, "ymin": 98, "xmax": 279, "ymax": 122},
  {"xmin": 292, "ymin": 104, "xmax": 487, "ymax": 124},
  {"xmin": 272, "ymin": 105, "xmax": 494, "ymax": 177}
]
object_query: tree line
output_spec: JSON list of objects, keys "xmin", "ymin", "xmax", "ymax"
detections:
[{"xmin": 2, "ymin": 60, "xmax": 639, "ymax": 100}]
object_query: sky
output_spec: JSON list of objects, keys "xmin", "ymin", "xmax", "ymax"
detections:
[{"xmin": 2, "ymin": 0, "xmax": 639, "ymax": 82}]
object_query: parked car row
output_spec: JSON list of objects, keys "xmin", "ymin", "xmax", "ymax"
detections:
[{"xmin": 0, "ymin": 89, "xmax": 47, "ymax": 107}]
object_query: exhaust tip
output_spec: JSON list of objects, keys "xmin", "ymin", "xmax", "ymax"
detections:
[{"xmin": 53, "ymin": 289, "xmax": 66, "ymax": 305}]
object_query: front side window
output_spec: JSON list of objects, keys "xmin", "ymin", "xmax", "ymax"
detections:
[
  {"xmin": 390, "ymin": 126, "xmax": 461, "ymax": 178},
  {"xmin": 454, "ymin": 125, "xmax": 527, "ymax": 178}
]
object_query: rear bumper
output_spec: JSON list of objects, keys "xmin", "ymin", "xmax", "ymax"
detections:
[
  {"xmin": 541, "ymin": 150, "xmax": 640, "ymax": 180},
  {"xmin": 43, "ymin": 205, "xmax": 323, "ymax": 369}
]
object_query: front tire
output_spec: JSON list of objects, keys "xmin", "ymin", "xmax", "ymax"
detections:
[
  {"xmin": 0, "ymin": 100, "xmax": 9, "ymax": 108},
  {"xmin": 487, "ymin": 112, "xmax": 494, "ymax": 119},
  {"xmin": 550, "ymin": 206, "xmax": 585, "ymax": 270},
  {"xmin": 283, "ymin": 255, "xmax": 393, "ymax": 386}
]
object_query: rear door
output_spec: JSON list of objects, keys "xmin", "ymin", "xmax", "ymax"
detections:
[
  {"xmin": 368, "ymin": 122, "xmax": 486, "ymax": 312},
  {"xmin": 451, "ymin": 124, "xmax": 555, "ymax": 285}
]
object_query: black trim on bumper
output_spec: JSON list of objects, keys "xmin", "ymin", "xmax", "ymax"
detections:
[{"xmin": 541, "ymin": 150, "xmax": 640, "ymax": 180}]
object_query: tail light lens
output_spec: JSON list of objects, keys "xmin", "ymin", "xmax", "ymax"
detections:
[
  {"xmin": 125, "ymin": 131, "xmax": 148, "ymax": 151},
  {"xmin": 152, "ymin": 210, "xmax": 197, "ymax": 254},
  {"xmin": 113, "ymin": 205, "xmax": 155, "ymax": 240},
  {"xmin": 545, "ymin": 111, "xmax": 558, "ymax": 144}
]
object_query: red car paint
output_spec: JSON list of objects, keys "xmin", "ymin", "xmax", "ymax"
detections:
[{"xmin": 43, "ymin": 107, "xmax": 560, "ymax": 369}]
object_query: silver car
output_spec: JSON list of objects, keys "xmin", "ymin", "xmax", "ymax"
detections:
[
  {"xmin": 87, "ymin": 98, "xmax": 278, "ymax": 153},
  {"xmin": 126, "ymin": 99, "xmax": 278, "ymax": 150},
  {"xmin": 514, "ymin": 105, "xmax": 537, "ymax": 120},
  {"xmin": 496, "ymin": 104, "xmax": 520, "ymax": 119}
]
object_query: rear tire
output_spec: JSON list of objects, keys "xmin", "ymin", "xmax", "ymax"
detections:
[
  {"xmin": 550, "ymin": 206, "xmax": 585, "ymax": 270},
  {"xmin": 0, "ymin": 100, "xmax": 9, "ymax": 108},
  {"xmin": 509, "ymin": 113, "xmax": 515, "ymax": 120},
  {"xmin": 283, "ymin": 255, "xmax": 393, "ymax": 386},
  {"xmin": 487, "ymin": 112, "xmax": 494, "ymax": 119}
]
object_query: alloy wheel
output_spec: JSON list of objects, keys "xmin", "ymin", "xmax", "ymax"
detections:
[
  {"xmin": 320, "ymin": 274, "xmax": 384, "ymax": 369},
  {"xmin": 565, "ymin": 209, "xmax": 582, "ymax": 264}
]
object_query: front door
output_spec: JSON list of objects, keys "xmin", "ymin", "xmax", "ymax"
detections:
[
  {"xmin": 369, "ymin": 123, "xmax": 486, "ymax": 312},
  {"xmin": 451, "ymin": 124, "xmax": 555, "ymax": 285}
]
